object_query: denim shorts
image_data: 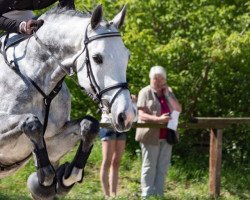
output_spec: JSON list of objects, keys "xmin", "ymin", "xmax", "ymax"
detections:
[{"xmin": 99, "ymin": 128, "xmax": 127, "ymax": 141}]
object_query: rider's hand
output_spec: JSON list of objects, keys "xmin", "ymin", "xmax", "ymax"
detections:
[{"xmin": 19, "ymin": 19, "xmax": 44, "ymax": 35}]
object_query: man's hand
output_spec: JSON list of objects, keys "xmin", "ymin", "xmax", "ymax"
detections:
[{"xmin": 19, "ymin": 19, "xmax": 44, "ymax": 35}]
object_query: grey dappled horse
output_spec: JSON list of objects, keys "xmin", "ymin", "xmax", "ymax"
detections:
[{"xmin": 0, "ymin": 5, "xmax": 135, "ymax": 199}]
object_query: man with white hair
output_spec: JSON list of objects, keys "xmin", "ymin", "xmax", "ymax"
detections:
[{"xmin": 136, "ymin": 66, "xmax": 182, "ymax": 198}]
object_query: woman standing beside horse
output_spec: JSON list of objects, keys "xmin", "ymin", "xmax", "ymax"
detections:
[{"xmin": 99, "ymin": 95, "xmax": 137, "ymax": 198}]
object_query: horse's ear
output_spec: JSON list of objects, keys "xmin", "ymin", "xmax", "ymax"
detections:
[
  {"xmin": 110, "ymin": 5, "xmax": 126, "ymax": 29},
  {"xmin": 91, "ymin": 4, "xmax": 103, "ymax": 29}
]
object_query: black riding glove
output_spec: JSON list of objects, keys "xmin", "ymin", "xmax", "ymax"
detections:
[{"xmin": 19, "ymin": 19, "xmax": 44, "ymax": 35}]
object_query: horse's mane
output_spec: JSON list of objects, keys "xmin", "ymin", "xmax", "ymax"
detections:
[{"xmin": 41, "ymin": 7, "xmax": 90, "ymax": 21}]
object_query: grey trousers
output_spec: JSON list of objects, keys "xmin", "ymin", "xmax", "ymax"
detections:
[{"xmin": 140, "ymin": 139, "xmax": 172, "ymax": 197}]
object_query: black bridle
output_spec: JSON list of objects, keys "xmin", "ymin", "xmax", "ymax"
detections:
[
  {"xmin": 74, "ymin": 24, "xmax": 129, "ymax": 113},
  {"xmin": 33, "ymin": 23, "xmax": 129, "ymax": 113}
]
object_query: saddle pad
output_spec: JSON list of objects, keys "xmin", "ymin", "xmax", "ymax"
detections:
[{"xmin": 5, "ymin": 34, "xmax": 30, "ymax": 50}]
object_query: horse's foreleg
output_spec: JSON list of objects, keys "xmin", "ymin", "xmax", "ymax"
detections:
[
  {"xmin": 21, "ymin": 114, "xmax": 55, "ymax": 185},
  {"xmin": 20, "ymin": 114, "xmax": 57, "ymax": 200},
  {"xmin": 55, "ymin": 115, "xmax": 99, "ymax": 197}
]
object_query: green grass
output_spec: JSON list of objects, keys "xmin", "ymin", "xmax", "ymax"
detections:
[{"xmin": 0, "ymin": 141, "xmax": 249, "ymax": 200}]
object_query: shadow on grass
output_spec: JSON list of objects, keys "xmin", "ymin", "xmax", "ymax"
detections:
[{"xmin": 0, "ymin": 193, "xmax": 31, "ymax": 200}]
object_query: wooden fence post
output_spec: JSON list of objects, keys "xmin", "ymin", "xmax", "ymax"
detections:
[{"xmin": 209, "ymin": 129, "xmax": 223, "ymax": 197}]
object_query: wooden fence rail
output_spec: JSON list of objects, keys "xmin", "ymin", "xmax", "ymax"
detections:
[{"xmin": 101, "ymin": 117, "xmax": 250, "ymax": 197}]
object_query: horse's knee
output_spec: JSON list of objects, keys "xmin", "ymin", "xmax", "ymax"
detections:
[
  {"xmin": 21, "ymin": 114, "xmax": 43, "ymax": 141},
  {"xmin": 80, "ymin": 116, "xmax": 99, "ymax": 148},
  {"xmin": 27, "ymin": 172, "xmax": 56, "ymax": 200},
  {"xmin": 80, "ymin": 115, "xmax": 99, "ymax": 134}
]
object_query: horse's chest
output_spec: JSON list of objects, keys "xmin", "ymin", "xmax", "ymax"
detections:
[{"xmin": 43, "ymin": 91, "xmax": 71, "ymax": 138}]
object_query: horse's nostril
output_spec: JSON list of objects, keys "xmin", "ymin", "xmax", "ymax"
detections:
[{"xmin": 118, "ymin": 112, "xmax": 126, "ymax": 125}]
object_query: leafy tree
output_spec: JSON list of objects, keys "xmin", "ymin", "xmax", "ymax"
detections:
[
  {"xmin": 93, "ymin": 0, "xmax": 249, "ymax": 164},
  {"xmin": 0, "ymin": 0, "xmax": 249, "ymax": 164}
]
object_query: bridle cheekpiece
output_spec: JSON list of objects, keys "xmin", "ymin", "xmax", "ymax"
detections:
[{"xmin": 76, "ymin": 24, "xmax": 129, "ymax": 113}]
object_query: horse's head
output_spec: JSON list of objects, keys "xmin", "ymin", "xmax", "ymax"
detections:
[{"xmin": 75, "ymin": 5, "xmax": 135, "ymax": 132}]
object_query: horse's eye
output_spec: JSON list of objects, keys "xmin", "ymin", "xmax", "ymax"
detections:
[{"xmin": 92, "ymin": 54, "xmax": 103, "ymax": 64}]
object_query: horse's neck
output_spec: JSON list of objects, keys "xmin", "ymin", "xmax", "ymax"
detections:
[{"xmin": 16, "ymin": 19, "xmax": 87, "ymax": 94}]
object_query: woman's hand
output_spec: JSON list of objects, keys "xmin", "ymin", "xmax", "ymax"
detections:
[
  {"xmin": 157, "ymin": 113, "xmax": 171, "ymax": 123},
  {"xmin": 162, "ymin": 84, "xmax": 172, "ymax": 96}
]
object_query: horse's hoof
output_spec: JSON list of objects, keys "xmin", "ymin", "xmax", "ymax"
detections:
[
  {"xmin": 27, "ymin": 172, "xmax": 56, "ymax": 200},
  {"xmin": 56, "ymin": 163, "xmax": 74, "ymax": 197}
]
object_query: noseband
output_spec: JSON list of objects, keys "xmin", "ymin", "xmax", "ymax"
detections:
[{"xmin": 76, "ymin": 25, "xmax": 129, "ymax": 113}]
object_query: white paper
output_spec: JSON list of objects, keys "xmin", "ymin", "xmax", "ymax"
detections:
[{"xmin": 167, "ymin": 110, "xmax": 180, "ymax": 131}]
